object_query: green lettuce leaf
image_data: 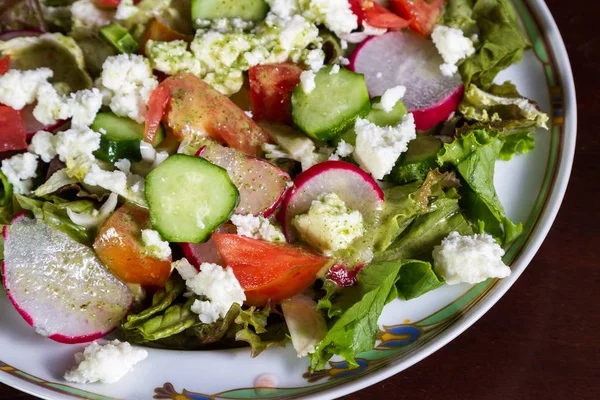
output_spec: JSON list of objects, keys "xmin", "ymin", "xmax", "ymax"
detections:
[
  {"xmin": 374, "ymin": 170, "xmax": 461, "ymax": 252},
  {"xmin": 122, "ymin": 297, "xmax": 199, "ymax": 343},
  {"xmin": 437, "ymin": 128, "xmax": 522, "ymax": 244},
  {"xmin": 310, "ymin": 259, "xmax": 436, "ymax": 371},
  {"xmin": 122, "ymin": 274, "xmax": 186, "ymax": 329},
  {"xmin": 0, "ymin": 0, "xmax": 46, "ymax": 32},
  {"xmin": 447, "ymin": 0, "xmax": 531, "ymax": 89},
  {"xmin": 499, "ymin": 131, "xmax": 535, "ymax": 160},
  {"xmin": 14, "ymin": 195, "xmax": 96, "ymax": 245},
  {"xmin": 234, "ymin": 304, "xmax": 288, "ymax": 357},
  {"xmin": 374, "ymin": 195, "xmax": 473, "ymax": 264}
]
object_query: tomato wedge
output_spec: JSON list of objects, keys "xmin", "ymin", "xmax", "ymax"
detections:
[
  {"xmin": 212, "ymin": 234, "xmax": 330, "ymax": 306},
  {"xmin": 144, "ymin": 85, "xmax": 170, "ymax": 144},
  {"xmin": 0, "ymin": 56, "xmax": 9, "ymax": 75},
  {"xmin": 140, "ymin": 20, "xmax": 193, "ymax": 55},
  {"xmin": 249, "ymin": 63, "xmax": 304, "ymax": 124},
  {"xmin": 160, "ymin": 73, "xmax": 269, "ymax": 156},
  {"xmin": 349, "ymin": 0, "xmax": 412, "ymax": 29},
  {"xmin": 94, "ymin": 203, "xmax": 172, "ymax": 287},
  {"xmin": 390, "ymin": 0, "xmax": 446, "ymax": 37},
  {"xmin": 95, "ymin": 0, "xmax": 120, "ymax": 8},
  {"xmin": 0, "ymin": 106, "xmax": 28, "ymax": 153}
]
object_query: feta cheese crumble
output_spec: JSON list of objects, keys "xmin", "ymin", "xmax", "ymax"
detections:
[
  {"xmin": 353, "ymin": 113, "xmax": 416, "ymax": 180},
  {"xmin": 64, "ymin": 340, "xmax": 147, "ymax": 384},
  {"xmin": 141, "ymin": 229, "xmax": 171, "ymax": 260},
  {"xmin": 0, "ymin": 68, "xmax": 53, "ymax": 109},
  {"xmin": 115, "ymin": 0, "xmax": 138, "ymax": 20},
  {"xmin": 231, "ymin": 214, "xmax": 286, "ymax": 243},
  {"xmin": 99, "ymin": 54, "xmax": 159, "ymax": 123},
  {"xmin": 328, "ymin": 139, "xmax": 354, "ymax": 160},
  {"xmin": 83, "ymin": 163, "xmax": 128, "ymax": 194},
  {"xmin": 293, "ymin": 192, "xmax": 364, "ymax": 255},
  {"xmin": 300, "ymin": 70, "xmax": 316, "ymax": 93},
  {"xmin": 433, "ymin": 232, "xmax": 511, "ymax": 285},
  {"xmin": 54, "ymin": 127, "xmax": 101, "ymax": 162},
  {"xmin": 329, "ymin": 64, "xmax": 341, "ymax": 75},
  {"xmin": 431, "ymin": 25, "xmax": 475, "ymax": 77},
  {"xmin": 175, "ymin": 262, "xmax": 246, "ymax": 324},
  {"xmin": 373, "ymin": 85, "xmax": 406, "ymax": 113},
  {"xmin": 71, "ymin": 0, "xmax": 114, "ymax": 36},
  {"xmin": 29, "ymin": 130, "xmax": 57, "ymax": 163},
  {"xmin": 1, "ymin": 153, "xmax": 39, "ymax": 195}
]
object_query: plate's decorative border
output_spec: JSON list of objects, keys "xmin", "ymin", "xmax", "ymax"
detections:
[{"xmin": 0, "ymin": 1, "xmax": 568, "ymax": 399}]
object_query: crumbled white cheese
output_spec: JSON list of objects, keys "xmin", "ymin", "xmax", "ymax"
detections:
[
  {"xmin": 431, "ymin": 25, "xmax": 475, "ymax": 77},
  {"xmin": 1, "ymin": 153, "xmax": 39, "ymax": 195},
  {"xmin": 338, "ymin": 56, "xmax": 350, "ymax": 66},
  {"xmin": 373, "ymin": 85, "xmax": 406, "ymax": 113},
  {"xmin": 141, "ymin": 229, "xmax": 171, "ymax": 260},
  {"xmin": 293, "ymin": 192, "xmax": 364, "ymax": 255},
  {"xmin": 305, "ymin": 48, "xmax": 325, "ymax": 71},
  {"xmin": 115, "ymin": 0, "xmax": 138, "ymax": 20},
  {"xmin": 114, "ymin": 159, "xmax": 131, "ymax": 174},
  {"xmin": 244, "ymin": 110, "xmax": 253, "ymax": 118},
  {"xmin": 172, "ymin": 258, "xmax": 197, "ymax": 280},
  {"xmin": 33, "ymin": 87, "xmax": 102, "ymax": 127},
  {"xmin": 433, "ymin": 231, "xmax": 511, "ymax": 284},
  {"xmin": 300, "ymin": 0, "xmax": 358, "ymax": 36},
  {"xmin": 195, "ymin": 18, "xmax": 255, "ymax": 33},
  {"xmin": 341, "ymin": 39, "xmax": 348, "ymax": 49},
  {"xmin": 0, "ymin": 68, "xmax": 53, "ymax": 110},
  {"xmin": 29, "ymin": 130, "xmax": 57, "ymax": 163},
  {"xmin": 54, "ymin": 127, "xmax": 101, "ymax": 162},
  {"xmin": 329, "ymin": 64, "xmax": 341, "ymax": 75},
  {"xmin": 64, "ymin": 340, "xmax": 147, "ymax": 384},
  {"xmin": 300, "ymin": 70, "xmax": 316, "ymax": 93},
  {"xmin": 353, "ymin": 113, "xmax": 416, "ymax": 180},
  {"xmin": 231, "ymin": 214, "xmax": 286, "ymax": 243},
  {"xmin": 99, "ymin": 54, "xmax": 159, "ymax": 123},
  {"xmin": 328, "ymin": 139, "xmax": 354, "ymax": 161},
  {"xmin": 83, "ymin": 163, "xmax": 128, "ymax": 194},
  {"xmin": 177, "ymin": 262, "xmax": 246, "ymax": 324}
]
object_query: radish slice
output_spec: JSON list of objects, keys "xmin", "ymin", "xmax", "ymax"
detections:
[
  {"xmin": 180, "ymin": 224, "xmax": 235, "ymax": 268},
  {"xmin": 0, "ymin": 30, "xmax": 42, "ymax": 41},
  {"xmin": 2, "ymin": 217, "xmax": 133, "ymax": 343},
  {"xmin": 350, "ymin": 31, "xmax": 464, "ymax": 130},
  {"xmin": 196, "ymin": 142, "xmax": 291, "ymax": 217},
  {"xmin": 327, "ymin": 263, "xmax": 365, "ymax": 287},
  {"xmin": 278, "ymin": 160, "xmax": 384, "ymax": 241}
]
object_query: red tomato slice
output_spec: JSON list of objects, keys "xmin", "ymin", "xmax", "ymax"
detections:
[
  {"xmin": 140, "ymin": 20, "xmax": 193, "ymax": 55},
  {"xmin": 390, "ymin": 0, "xmax": 446, "ymax": 37},
  {"xmin": 212, "ymin": 234, "xmax": 330, "ymax": 307},
  {"xmin": 94, "ymin": 203, "xmax": 172, "ymax": 287},
  {"xmin": 161, "ymin": 73, "xmax": 270, "ymax": 156},
  {"xmin": 0, "ymin": 56, "xmax": 9, "ymax": 75},
  {"xmin": 144, "ymin": 85, "xmax": 170, "ymax": 144},
  {"xmin": 350, "ymin": 0, "xmax": 412, "ymax": 30},
  {"xmin": 249, "ymin": 63, "xmax": 304, "ymax": 124},
  {"xmin": 0, "ymin": 106, "xmax": 28, "ymax": 153}
]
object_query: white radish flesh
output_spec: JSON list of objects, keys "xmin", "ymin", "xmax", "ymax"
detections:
[
  {"xmin": 350, "ymin": 31, "xmax": 464, "ymax": 130},
  {"xmin": 2, "ymin": 216, "xmax": 133, "ymax": 343}
]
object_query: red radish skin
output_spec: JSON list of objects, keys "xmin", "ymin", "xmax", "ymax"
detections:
[
  {"xmin": 196, "ymin": 141, "xmax": 291, "ymax": 217},
  {"xmin": 2, "ymin": 217, "xmax": 133, "ymax": 343},
  {"xmin": 278, "ymin": 160, "xmax": 384, "ymax": 242},
  {"xmin": 349, "ymin": 31, "xmax": 464, "ymax": 130},
  {"xmin": 327, "ymin": 264, "xmax": 365, "ymax": 287},
  {"xmin": 0, "ymin": 30, "xmax": 42, "ymax": 41},
  {"xmin": 180, "ymin": 224, "xmax": 236, "ymax": 268}
]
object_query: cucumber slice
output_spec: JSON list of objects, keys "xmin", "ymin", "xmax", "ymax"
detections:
[
  {"xmin": 146, "ymin": 155, "xmax": 239, "ymax": 243},
  {"xmin": 91, "ymin": 113, "xmax": 165, "ymax": 162},
  {"xmin": 100, "ymin": 23, "xmax": 139, "ymax": 54},
  {"xmin": 191, "ymin": 0, "xmax": 268, "ymax": 24},
  {"xmin": 292, "ymin": 66, "xmax": 370, "ymax": 141},
  {"xmin": 335, "ymin": 96, "xmax": 408, "ymax": 146},
  {"xmin": 389, "ymin": 135, "xmax": 443, "ymax": 184}
]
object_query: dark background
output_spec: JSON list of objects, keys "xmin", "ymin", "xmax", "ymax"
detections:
[{"xmin": 2, "ymin": 0, "xmax": 598, "ymax": 399}]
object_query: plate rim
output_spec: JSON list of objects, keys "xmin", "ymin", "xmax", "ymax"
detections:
[{"xmin": 0, "ymin": 0, "xmax": 577, "ymax": 398}]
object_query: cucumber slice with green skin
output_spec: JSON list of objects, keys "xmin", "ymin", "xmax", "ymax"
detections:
[
  {"xmin": 146, "ymin": 154, "xmax": 239, "ymax": 243},
  {"xmin": 100, "ymin": 23, "xmax": 139, "ymax": 54},
  {"xmin": 334, "ymin": 96, "xmax": 408, "ymax": 146},
  {"xmin": 292, "ymin": 66, "xmax": 370, "ymax": 142},
  {"xmin": 91, "ymin": 113, "xmax": 165, "ymax": 162},
  {"xmin": 191, "ymin": 0, "xmax": 268, "ymax": 24},
  {"xmin": 389, "ymin": 135, "xmax": 443, "ymax": 184}
]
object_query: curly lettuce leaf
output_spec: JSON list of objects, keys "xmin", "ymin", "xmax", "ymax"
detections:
[
  {"xmin": 310, "ymin": 259, "xmax": 437, "ymax": 371},
  {"xmin": 122, "ymin": 274, "xmax": 186, "ymax": 329},
  {"xmin": 438, "ymin": 128, "xmax": 522, "ymax": 244},
  {"xmin": 234, "ymin": 304, "xmax": 288, "ymax": 357},
  {"xmin": 374, "ymin": 170, "xmax": 461, "ymax": 252},
  {"xmin": 14, "ymin": 194, "xmax": 96, "ymax": 245},
  {"xmin": 445, "ymin": 0, "xmax": 531, "ymax": 89},
  {"xmin": 498, "ymin": 131, "xmax": 535, "ymax": 160}
]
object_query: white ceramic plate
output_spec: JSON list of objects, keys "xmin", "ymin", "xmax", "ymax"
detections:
[{"xmin": 0, "ymin": 1, "xmax": 576, "ymax": 398}]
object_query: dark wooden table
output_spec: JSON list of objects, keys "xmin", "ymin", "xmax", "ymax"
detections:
[{"xmin": 2, "ymin": 0, "xmax": 598, "ymax": 399}]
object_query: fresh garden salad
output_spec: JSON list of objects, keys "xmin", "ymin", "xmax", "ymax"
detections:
[{"xmin": 0, "ymin": 0, "xmax": 548, "ymax": 384}]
